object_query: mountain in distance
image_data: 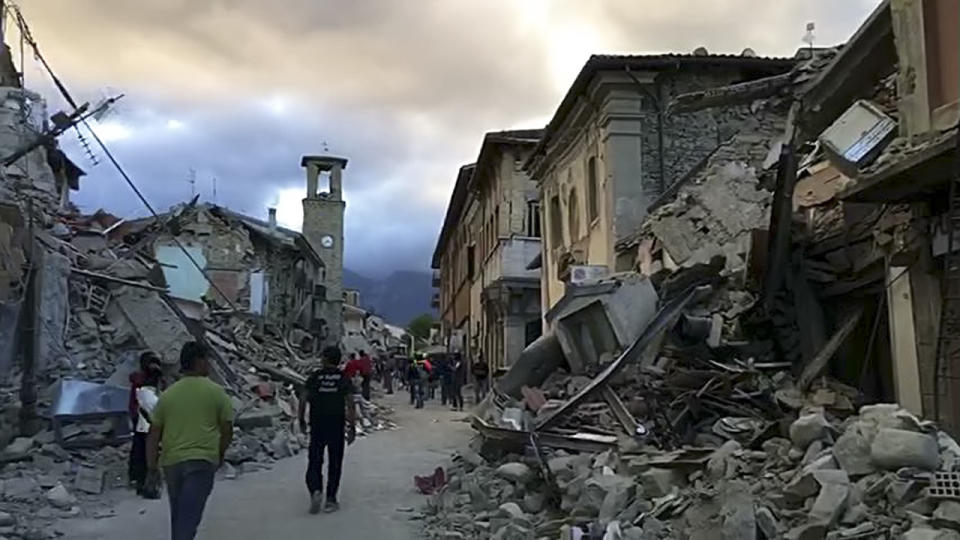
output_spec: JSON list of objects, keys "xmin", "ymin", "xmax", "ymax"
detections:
[{"xmin": 343, "ymin": 268, "xmax": 434, "ymax": 326}]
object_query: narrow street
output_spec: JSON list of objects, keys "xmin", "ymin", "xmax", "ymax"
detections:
[{"xmin": 60, "ymin": 392, "xmax": 472, "ymax": 540}]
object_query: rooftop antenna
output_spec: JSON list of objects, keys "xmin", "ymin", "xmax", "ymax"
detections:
[
  {"xmin": 802, "ymin": 22, "xmax": 816, "ymax": 56},
  {"xmin": 211, "ymin": 176, "xmax": 218, "ymax": 203},
  {"xmin": 187, "ymin": 167, "xmax": 196, "ymax": 197}
]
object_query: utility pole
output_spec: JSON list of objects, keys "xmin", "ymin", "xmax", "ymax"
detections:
[{"xmin": 18, "ymin": 201, "xmax": 40, "ymax": 436}]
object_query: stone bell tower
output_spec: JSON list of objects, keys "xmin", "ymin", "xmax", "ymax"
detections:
[{"xmin": 301, "ymin": 154, "xmax": 347, "ymax": 346}]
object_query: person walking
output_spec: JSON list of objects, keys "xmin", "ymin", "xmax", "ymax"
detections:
[
  {"xmin": 129, "ymin": 362, "xmax": 161, "ymax": 497},
  {"xmin": 436, "ymin": 354, "xmax": 451, "ymax": 406},
  {"xmin": 357, "ymin": 349, "xmax": 373, "ymax": 401},
  {"xmin": 471, "ymin": 355, "xmax": 490, "ymax": 404},
  {"xmin": 146, "ymin": 342, "xmax": 233, "ymax": 540},
  {"xmin": 450, "ymin": 354, "xmax": 466, "ymax": 411},
  {"xmin": 382, "ymin": 355, "xmax": 394, "ymax": 394},
  {"xmin": 407, "ymin": 358, "xmax": 418, "ymax": 405},
  {"xmin": 299, "ymin": 346, "xmax": 357, "ymax": 514}
]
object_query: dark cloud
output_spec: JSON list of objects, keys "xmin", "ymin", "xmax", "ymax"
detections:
[{"xmin": 15, "ymin": 0, "xmax": 880, "ymax": 277}]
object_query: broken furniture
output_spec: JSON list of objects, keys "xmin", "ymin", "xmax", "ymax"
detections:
[{"xmin": 498, "ymin": 272, "xmax": 659, "ymax": 398}]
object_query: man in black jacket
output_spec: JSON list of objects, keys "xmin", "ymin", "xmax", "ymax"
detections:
[
  {"xmin": 471, "ymin": 355, "xmax": 489, "ymax": 404},
  {"xmin": 299, "ymin": 346, "xmax": 357, "ymax": 514}
]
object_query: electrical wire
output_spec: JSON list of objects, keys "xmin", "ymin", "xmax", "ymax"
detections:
[{"xmin": 5, "ymin": 2, "xmax": 242, "ymax": 314}]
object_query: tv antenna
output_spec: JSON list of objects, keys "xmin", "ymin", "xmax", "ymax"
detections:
[
  {"xmin": 802, "ymin": 22, "xmax": 816, "ymax": 54},
  {"xmin": 187, "ymin": 167, "xmax": 196, "ymax": 197}
]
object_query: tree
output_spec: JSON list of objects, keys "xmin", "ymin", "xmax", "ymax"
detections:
[{"xmin": 407, "ymin": 313, "xmax": 435, "ymax": 342}]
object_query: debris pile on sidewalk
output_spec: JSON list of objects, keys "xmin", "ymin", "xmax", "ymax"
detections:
[{"xmin": 422, "ymin": 402, "xmax": 960, "ymax": 539}]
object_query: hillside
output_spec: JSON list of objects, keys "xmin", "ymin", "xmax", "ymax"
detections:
[{"xmin": 343, "ymin": 268, "xmax": 434, "ymax": 326}]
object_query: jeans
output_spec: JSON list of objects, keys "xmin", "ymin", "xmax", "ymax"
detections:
[
  {"xmin": 383, "ymin": 370, "xmax": 393, "ymax": 394},
  {"xmin": 128, "ymin": 432, "xmax": 147, "ymax": 489},
  {"xmin": 361, "ymin": 376, "xmax": 371, "ymax": 401},
  {"xmin": 305, "ymin": 422, "xmax": 346, "ymax": 501},
  {"xmin": 440, "ymin": 379, "xmax": 450, "ymax": 405},
  {"xmin": 474, "ymin": 378, "xmax": 489, "ymax": 404},
  {"xmin": 450, "ymin": 383, "xmax": 464, "ymax": 410},
  {"xmin": 412, "ymin": 381, "xmax": 424, "ymax": 409},
  {"xmin": 164, "ymin": 459, "xmax": 217, "ymax": 540}
]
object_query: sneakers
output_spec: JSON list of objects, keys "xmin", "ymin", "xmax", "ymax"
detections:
[
  {"xmin": 323, "ymin": 499, "xmax": 340, "ymax": 513},
  {"xmin": 309, "ymin": 491, "xmax": 323, "ymax": 514}
]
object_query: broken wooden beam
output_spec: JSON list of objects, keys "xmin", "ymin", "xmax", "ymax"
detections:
[
  {"xmin": 536, "ymin": 285, "xmax": 702, "ymax": 431},
  {"xmin": 797, "ymin": 307, "xmax": 864, "ymax": 390},
  {"xmin": 601, "ymin": 386, "xmax": 639, "ymax": 435},
  {"xmin": 69, "ymin": 267, "xmax": 167, "ymax": 293}
]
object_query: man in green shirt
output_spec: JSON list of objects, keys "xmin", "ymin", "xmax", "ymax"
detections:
[{"xmin": 146, "ymin": 341, "xmax": 233, "ymax": 540}]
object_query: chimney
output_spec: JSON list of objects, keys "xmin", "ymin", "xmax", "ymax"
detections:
[{"xmin": 268, "ymin": 207, "xmax": 277, "ymax": 231}]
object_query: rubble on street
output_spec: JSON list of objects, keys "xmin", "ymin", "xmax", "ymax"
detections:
[
  {"xmin": 422, "ymin": 4, "xmax": 960, "ymax": 538},
  {"xmin": 422, "ymin": 401, "xmax": 960, "ymax": 539},
  {"xmin": 0, "ymin": 204, "xmax": 398, "ymax": 537}
]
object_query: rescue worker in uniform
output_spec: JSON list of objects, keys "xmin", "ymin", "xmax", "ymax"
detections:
[{"xmin": 299, "ymin": 346, "xmax": 357, "ymax": 514}]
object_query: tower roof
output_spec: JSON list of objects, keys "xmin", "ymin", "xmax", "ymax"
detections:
[{"xmin": 301, "ymin": 155, "xmax": 348, "ymax": 169}]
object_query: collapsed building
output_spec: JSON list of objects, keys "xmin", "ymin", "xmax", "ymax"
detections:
[
  {"xmin": 423, "ymin": 1, "xmax": 960, "ymax": 539},
  {"xmin": 343, "ymin": 289, "xmax": 411, "ymax": 358},
  {"xmin": 0, "ymin": 64, "xmax": 389, "ymax": 535}
]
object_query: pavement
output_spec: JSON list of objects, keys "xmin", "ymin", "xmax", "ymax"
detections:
[{"xmin": 58, "ymin": 389, "xmax": 473, "ymax": 539}]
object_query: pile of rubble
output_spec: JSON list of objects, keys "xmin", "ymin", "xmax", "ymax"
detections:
[
  {"xmin": 422, "ymin": 402, "xmax": 960, "ymax": 539},
  {"xmin": 0, "ymin": 207, "xmax": 399, "ymax": 538}
]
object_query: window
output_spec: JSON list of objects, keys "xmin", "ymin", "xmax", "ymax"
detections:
[
  {"xmin": 467, "ymin": 246, "xmax": 476, "ymax": 280},
  {"xmin": 568, "ymin": 189, "xmax": 580, "ymax": 242},
  {"xmin": 549, "ymin": 195, "xmax": 563, "ymax": 249},
  {"xmin": 587, "ymin": 156, "xmax": 599, "ymax": 222},
  {"xmin": 527, "ymin": 201, "xmax": 541, "ymax": 238}
]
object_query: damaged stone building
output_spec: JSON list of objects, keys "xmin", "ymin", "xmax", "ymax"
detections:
[
  {"xmin": 120, "ymin": 201, "xmax": 330, "ymax": 345},
  {"xmin": 426, "ymin": 2, "xmax": 960, "ymax": 539},
  {"xmin": 432, "ymin": 130, "xmax": 544, "ymax": 372},
  {"xmin": 524, "ymin": 52, "xmax": 797, "ymax": 316}
]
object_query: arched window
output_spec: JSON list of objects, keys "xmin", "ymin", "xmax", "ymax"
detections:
[
  {"xmin": 587, "ymin": 156, "xmax": 599, "ymax": 222},
  {"xmin": 568, "ymin": 189, "xmax": 580, "ymax": 241},
  {"xmin": 549, "ymin": 195, "xmax": 562, "ymax": 249}
]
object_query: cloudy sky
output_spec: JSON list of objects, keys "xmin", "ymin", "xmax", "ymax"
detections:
[{"xmin": 17, "ymin": 0, "xmax": 880, "ymax": 278}]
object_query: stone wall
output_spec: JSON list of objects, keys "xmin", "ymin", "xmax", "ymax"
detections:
[
  {"xmin": 641, "ymin": 99, "xmax": 789, "ymax": 273},
  {"xmin": 640, "ymin": 70, "xmax": 764, "ymax": 198},
  {"xmin": 302, "ymin": 197, "xmax": 344, "ymax": 345}
]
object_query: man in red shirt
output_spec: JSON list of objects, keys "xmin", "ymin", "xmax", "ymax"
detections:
[
  {"xmin": 343, "ymin": 353, "xmax": 361, "ymax": 379},
  {"xmin": 128, "ymin": 351, "xmax": 161, "ymax": 489},
  {"xmin": 356, "ymin": 350, "xmax": 373, "ymax": 400}
]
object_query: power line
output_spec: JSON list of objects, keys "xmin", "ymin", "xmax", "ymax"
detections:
[{"xmin": 6, "ymin": 2, "xmax": 243, "ymax": 314}]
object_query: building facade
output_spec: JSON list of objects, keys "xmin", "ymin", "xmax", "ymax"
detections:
[
  {"xmin": 470, "ymin": 130, "xmax": 543, "ymax": 371},
  {"xmin": 124, "ymin": 202, "xmax": 328, "ymax": 341},
  {"xmin": 526, "ymin": 54, "xmax": 796, "ymax": 315},
  {"xmin": 432, "ymin": 130, "xmax": 545, "ymax": 372},
  {"xmin": 432, "ymin": 164, "xmax": 477, "ymax": 359}
]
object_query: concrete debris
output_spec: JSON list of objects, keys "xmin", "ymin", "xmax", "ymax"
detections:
[
  {"xmin": 1, "ymin": 437, "xmax": 35, "ymax": 461},
  {"xmin": 903, "ymin": 528, "xmax": 960, "ymax": 540},
  {"xmin": 422, "ymin": 393, "xmax": 955, "ymax": 539},
  {"xmin": 870, "ymin": 429, "xmax": 940, "ymax": 470},
  {"xmin": 933, "ymin": 501, "xmax": 960, "ymax": 531},
  {"xmin": 44, "ymin": 483, "xmax": 75, "ymax": 510},
  {"xmin": 789, "ymin": 410, "xmax": 831, "ymax": 450},
  {"xmin": 497, "ymin": 463, "xmax": 534, "ymax": 485}
]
